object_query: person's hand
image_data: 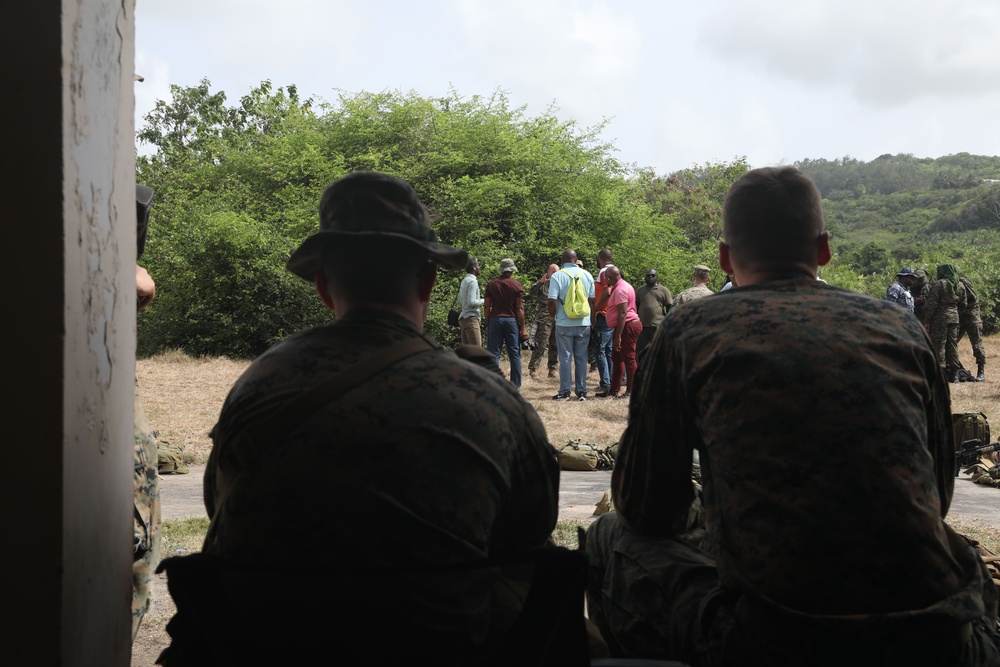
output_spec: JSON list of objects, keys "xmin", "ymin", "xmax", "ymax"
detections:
[
  {"xmin": 613, "ymin": 332, "xmax": 622, "ymax": 352},
  {"xmin": 136, "ymin": 265, "xmax": 156, "ymax": 309},
  {"xmin": 520, "ymin": 328, "xmax": 529, "ymax": 339}
]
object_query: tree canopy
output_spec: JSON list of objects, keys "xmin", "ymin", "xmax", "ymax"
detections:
[
  {"xmin": 137, "ymin": 81, "xmax": 723, "ymax": 356},
  {"xmin": 137, "ymin": 81, "xmax": 1000, "ymax": 357}
]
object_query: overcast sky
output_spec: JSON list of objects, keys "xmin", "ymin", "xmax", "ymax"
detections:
[{"xmin": 135, "ymin": 0, "xmax": 1000, "ymax": 175}]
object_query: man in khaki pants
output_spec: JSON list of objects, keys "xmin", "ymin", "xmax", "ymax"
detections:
[{"xmin": 459, "ymin": 257, "xmax": 484, "ymax": 345}]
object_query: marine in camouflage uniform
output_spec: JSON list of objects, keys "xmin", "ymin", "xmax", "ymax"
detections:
[
  {"xmin": 913, "ymin": 268, "xmax": 931, "ymax": 321},
  {"xmin": 958, "ymin": 276, "xmax": 987, "ymax": 381},
  {"xmin": 528, "ymin": 265, "xmax": 559, "ymax": 377},
  {"xmin": 162, "ymin": 172, "xmax": 561, "ymax": 664},
  {"xmin": 921, "ymin": 263, "xmax": 964, "ymax": 381},
  {"xmin": 586, "ymin": 167, "xmax": 1000, "ymax": 666},
  {"xmin": 132, "ymin": 376, "xmax": 160, "ymax": 641},
  {"xmin": 672, "ymin": 265, "xmax": 714, "ymax": 306}
]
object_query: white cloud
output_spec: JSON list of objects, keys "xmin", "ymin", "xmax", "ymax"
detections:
[
  {"xmin": 698, "ymin": 0, "xmax": 1000, "ymax": 106},
  {"xmin": 133, "ymin": 0, "xmax": 1000, "ymax": 174},
  {"xmin": 452, "ymin": 0, "xmax": 643, "ymax": 127}
]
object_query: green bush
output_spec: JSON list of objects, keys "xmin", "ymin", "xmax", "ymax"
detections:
[{"xmin": 138, "ymin": 210, "xmax": 328, "ymax": 358}]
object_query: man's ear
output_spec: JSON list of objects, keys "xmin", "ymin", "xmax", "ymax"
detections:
[
  {"xmin": 816, "ymin": 231, "xmax": 832, "ymax": 267},
  {"xmin": 314, "ymin": 271, "xmax": 336, "ymax": 311},
  {"xmin": 719, "ymin": 242, "xmax": 734, "ymax": 275},
  {"xmin": 417, "ymin": 262, "xmax": 438, "ymax": 302}
]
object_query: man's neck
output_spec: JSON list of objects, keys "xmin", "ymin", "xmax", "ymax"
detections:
[
  {"xmin": 734, "ymin": 264, "xmax": 817, "ymax": 287},
  {"xmin": 333, "ymin": 301, "xmax": 426, "ymax": 331}
]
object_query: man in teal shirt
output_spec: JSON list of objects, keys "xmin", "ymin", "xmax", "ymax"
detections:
[{"xmin": 547, "ymin": 248, "xmax": 596, "ymax": 400}]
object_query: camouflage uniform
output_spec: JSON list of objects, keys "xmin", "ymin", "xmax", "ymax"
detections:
[
  {"xmin": 199, "ymin": 309, "xmax": 560, "ymax": 662},
  {"xmin": 527, "ymin": 278, "xmax": 557, "ymax": 375},
  {"xmin": 913, "ymin": 270, "xmax": 931, "ymax": 322},
  {"xmin": 586, "ymin": 276, "xmax": 1000, "ymax": 666},
  {"xmin": 672, "ymin": 283, "xmax": 714, "ymax": 306},
  {"xmin": 958, "ymin": 276, "xmax": 987, "ymax": 370},
  {"xmin": 922, "ymin": 275, "xmax": 963, "ymax": 376},
  {"xmin": 132, "ymin": 377, "xmax": 161, "ymax": 641},
  {"xmin": 885, "ymin": 280, "xmax": 914, "ymax": 312}
]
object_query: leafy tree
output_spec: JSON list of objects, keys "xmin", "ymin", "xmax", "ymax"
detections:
[
  {"xmin": 136, "ymin": 83, "xmax": 689, "ymax": 356},
  {"xmin": 639, "ymin": 158, "xmax": 750, "ymax": 247}
]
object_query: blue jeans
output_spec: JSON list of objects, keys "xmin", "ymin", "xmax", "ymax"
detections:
[
  {"xmin": 593, "ymin": 315, "xmax": 613, "ymax": 390},
  {"xmin": 555, "ymin": 324, "xmax": 590, "ymax": 396},
  {"xmin": 487, "ymin": 317, "xmax": 522, "ymax": 388}
]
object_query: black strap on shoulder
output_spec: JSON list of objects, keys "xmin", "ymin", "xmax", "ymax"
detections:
[{"xmin": 242, "ymin": 336, "xmax": 438, "ymax": 454}]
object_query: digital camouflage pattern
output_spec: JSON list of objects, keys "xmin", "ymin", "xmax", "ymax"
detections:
[
  {"xmin": 672, "ymin": 283, "xmax": 714, "ymax": 306},
  {"xmin": 958, "ymin": 276, "xmax": 987, "ymax": 368},
  {"xmin": 922, "ymin": 277, "xmax": 962, "ymax": 372},
  {"xmin": 588, "ymin": 276, "xmax": 1000, "ymax": 666},
  {"xmin": 885, "ymin": 280, "xmax": 915, "ymax": 312},
  {"xmin": 132, "ymin": 378, "xmax": 161, "ymax": 641},
  {"xmin": 913, "ymin": 271, "xmax": 931, "ymax": 322},
  {"xmin": 198, "ymin": 309, "xmax": 560, "ymax": 661}
]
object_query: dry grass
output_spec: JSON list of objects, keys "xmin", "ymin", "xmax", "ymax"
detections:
[
  {"xmin": 136, "ymin": 352, "xmax": 631, "ymax": 464},
  {"xmin": 945, "ymin": 342, "xmax": 1000, "ymax": 417},
  {"xmin": 137, "ymin": 335, "xmax": 1000, "ymax": 466},
  {"xmin": 137, "ymin": 350, "xmax": 249, "ymax": 464}
]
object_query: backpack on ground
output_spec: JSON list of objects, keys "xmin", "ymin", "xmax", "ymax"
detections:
[
  {"xmin": 953, "ymin": 411, "xmax": 990, "ymax": 476},
  {"xmin": 559, "ymin": 269, "xmax": 590, "ymax": 319},
  {"xmin": 954, "ymin": 411, "xmax": 990, "ymax": 450},
  {"xmin": 556, "ymin": 440, "xmax": 614, "ymax": 471}
]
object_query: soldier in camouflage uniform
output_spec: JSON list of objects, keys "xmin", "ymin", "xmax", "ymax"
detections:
[
  {"xmin": 922, "ymin": 263, "xmax": 964, "ymax": 382},
  {"xmin": 162, "ymin": 172, "xmax": 561, "ymax": 664},
  {"xmin": 673, "ymin": 264, "xmax": 714, "ymax": 305},
  {"xmin": 132, "ymin": 187, "xmax": 161, "ymax": 642},
  {"xmin": 958, "ymin": 275, "xmax": 987, "ymax": 381},
  {"xmin": 586, "ymin": 167, "xmax": 1000, "ymax": 666},
  {"xmin": 132, "ymin": 373, "xmax": 160, "ymax": 641},
  {"xmin": 528, "ymin": 264, "xmax": 559, "ymax": 378},
  {"xmin": 913, "ymin": 268, "xmax": 931, "ymax": 321},
  {"xmin": 885, "ymin": 266, "xmax": 916, "ymax": 312}
]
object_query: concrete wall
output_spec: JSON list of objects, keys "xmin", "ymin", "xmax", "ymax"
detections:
[{"xmin": 3, "ymin": 0, "xmax": 136, "ymax": 664}]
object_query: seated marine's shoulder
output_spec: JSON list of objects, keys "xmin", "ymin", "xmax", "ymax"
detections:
[{"xmin": 454, "ymin": 344, "xmax": 506, "ymax": 377}]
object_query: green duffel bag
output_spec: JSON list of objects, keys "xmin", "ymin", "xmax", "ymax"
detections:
[{"xmin": 557, "ymin": 441, "xmax": 599, "ymax": 471}]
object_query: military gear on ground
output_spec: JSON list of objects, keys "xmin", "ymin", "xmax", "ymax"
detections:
[
  {"xmin": 954, "ymin": 412, "xmax": 991, "ymax": 463},
  {"xmin": 556, "ymin": 439, "xmax": 615, "ymax": 471},
  {"xmin": 157, "ymin": 439, "xmax": 190, "ymax": 474}
]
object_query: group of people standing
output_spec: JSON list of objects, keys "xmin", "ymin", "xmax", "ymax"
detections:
[
  {"xmin": 887, "ymin": 264, "xmax": 987, "ymax": 382},
  {"xmin": 456, "ymin": 249, "xmax": 714, "ymax": 399}
]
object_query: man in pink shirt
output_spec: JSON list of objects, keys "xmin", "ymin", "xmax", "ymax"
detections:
[{"xmin": 604, "ymin": 266, "xmax": 642, "ymax": 398}]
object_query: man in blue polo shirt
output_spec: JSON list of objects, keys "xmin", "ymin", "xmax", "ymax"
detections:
[{"xmin": 547, "ymin": 248, "xmax": 596, "ymax": 401}]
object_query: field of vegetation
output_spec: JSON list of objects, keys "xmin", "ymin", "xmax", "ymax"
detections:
[{"xmin": 135, "ymin": 81, "xmax": 1000, "ymax": 360}]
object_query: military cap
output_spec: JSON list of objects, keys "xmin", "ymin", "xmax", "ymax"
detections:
[
  {"xmin": 896, "ymin": 267, "xmax": 916, "ymax": 277},
  {"xmin": 498, "ymin": 258, "xmax": 518, "ymax": 274}
]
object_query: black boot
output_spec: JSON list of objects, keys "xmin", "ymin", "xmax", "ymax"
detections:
[
  {"xmin": 946, "ymin": 366, "xmax": 959, "ymax": 383},
  {"xmin": 977, "ymin": 362, "xmax": 985, "ymax": 382}
]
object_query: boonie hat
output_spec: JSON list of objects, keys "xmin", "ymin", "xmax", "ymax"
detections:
[
  {"xmin": 287, "ymin": 171, "xmax": 467, "ymax": 281},
  {"xmin": 499, "ymin": 258, "xmax": 517, "ymax": 273},
  {"xmin": 896, "ymin": 267, "xmax": 916, "ymax": 277}
]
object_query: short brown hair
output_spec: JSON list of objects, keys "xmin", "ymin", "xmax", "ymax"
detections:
[{"xmin": 722, "ymin": 167, "xmax": 825, "ymax": 266}]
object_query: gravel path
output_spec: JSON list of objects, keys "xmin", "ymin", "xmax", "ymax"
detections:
[{"xmin": 159, "ymin": 466, "xmax": 1000, "ymax": 526}]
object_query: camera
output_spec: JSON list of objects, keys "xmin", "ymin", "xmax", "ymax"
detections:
[{"xmin": 520, "ymin": 336, "xmax": 538, "ymax": 351}]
